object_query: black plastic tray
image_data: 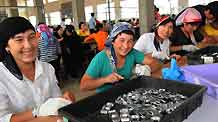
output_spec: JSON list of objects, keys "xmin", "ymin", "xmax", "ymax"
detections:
[
  {"xmin": 187, "ymin": 46, "xmax": 218, "ymax": 65},
  {"xmin": 58, "ymin": 76, "xmax": 207, "ymax": 122}
]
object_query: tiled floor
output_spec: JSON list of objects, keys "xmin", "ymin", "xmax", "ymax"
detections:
[{"xmin": 57, "ymin": 60, "xmax": 96, "ymax": 101}]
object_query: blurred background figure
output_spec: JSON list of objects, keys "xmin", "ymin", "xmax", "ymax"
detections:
[
  {"xmin": 76, "ymin": 22, "xmax": 90, "ymax": 39},
  {"xmin": 37, "ymin": 22, "xmax": 61, "ymax": 81},
  {"xmin": 88, "ymin": 13, "xmax": 96, "ymax": 34},
  {"xmin": 53, "ymin": 25, "xmax": 64, "ymax": 80},
  {"xmin": 62, "ymin": 25, "xmax": 84, "ymax": 79},
  {"xmin": 84, "ymin": 23, "xmax": 108, "ymax": 52},
  {"xmin": 202, "ymin": 1, "xmax": 218, "ymax": 43},
  {"xmin": 204, "ymin": 1, "xmax": 218, "ymax": 24},
  {"xmin": 154, "ymin": 5, "xmax": 161, "ymax": 24},
  {"xmin": 102, "ymin": 20, "xmax": 111, "ymax": 33},
  {"xmin": 60, "ymin": 18, "xmax": 66, "ymax": 28}
]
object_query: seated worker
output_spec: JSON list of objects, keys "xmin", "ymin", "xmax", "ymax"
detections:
[
  {"xmin": 80, "ymin": 22, "xmax": 160, "ymax": 93},
  {"xmin": 170, "ymin": 8, "xmax": 204, "ymax": 56},
  {"xmin": 84, "ymin": 23, "xmax": 108, "ymax": 52},
  {"xmin": 102, "ymin": 20, "xmax": 111, "ymax": 33},
  {"xmin": 62, "ymin": 25, "xmax": 84, "ymax": 78},
  {"xmin": 76, "ymin": 22, "xmax": 90, "ymax": 38},
  {"xmin": 204, "ymin": 1, "xmax": 218, "ymax": 24},
  {"xmin": 134, "ymin": 16, "xmax": 180, "ymax": 61},
  {"xmin": 0, "ymin": 17, "xmax": 75, "ymax": 122},
  {"xmin": 202, "ymin": 1, "xmax": 218, "ymax": 43},
  {"xmin": 174, "ymin": 5, "xmax": 206, "ymax": 26}
]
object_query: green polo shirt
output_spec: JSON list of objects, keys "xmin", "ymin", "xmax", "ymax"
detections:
[{"xmin": 86, "ymin": 49, "xmax": 144, "ymax": 93}]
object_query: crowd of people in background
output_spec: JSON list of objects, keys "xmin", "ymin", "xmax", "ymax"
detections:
[
  {"xmin": 34, "ymin": 1, "xmax": 218, "ymax": 84},
  {"xmin": 37, "ymin": 13, "xmax": 111, "ymax": 81}
]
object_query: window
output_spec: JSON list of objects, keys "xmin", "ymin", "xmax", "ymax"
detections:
[
  {"xmin": 120, "ymin": 0, "xmax": 139, "ymax": 19},
  {"xmin": 154, "ymin": 0, "xmax": 178, "ymax": 15},
  {"xmin": 17, "ymin": 0, "xmax": 25, "ymax": 6},
  {"xmin": 49, "ymin": 11, "xmax": 61, "ymax": 25},
  {"xmin": 29, "ymin": 16, "xmax": 36, "ymax": 27},
  {"xmin": 65, "ymin": 18, "xmax": 72, "ymax": 25},
  {"xmin": 43, "ymin": 0, "xmax": 47, "ymax": 4},
  {"xmin": 26, "ymin": 0, "xmax": 34, "ymax": 6},
  {"xmin": 188, "ymin": 0, "xmax": 214, "ymax": 6},
  {"xmin": 97, "ymin": 3, "xmax": 115, "ymax": 21},
  {"xmin": 47, "ymin": 0, "xmax": 58, "ymax": 3},
  {"xmin": 85, "ymin": 6, "xmax": 93, "ymax": 22},
  {"xmin": 45, "ymin": 13, "xmax": 49, "ymax": 25}
]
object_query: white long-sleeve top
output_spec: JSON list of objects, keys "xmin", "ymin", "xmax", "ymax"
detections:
[
  {"xmin": 134, "ymin": 32, "xmax": 170, "ymax": 56},
  {"xmin": 0, "ymin": 60, "xmax": 61, "ymax": 122}
]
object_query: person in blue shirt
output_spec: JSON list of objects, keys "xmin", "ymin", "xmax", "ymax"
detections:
[
  {"xmin": 88, "ymin": 13, "xmax": 96, "ymax": 34},
  {"xmin": 80, "ymin": 22, "xmax": 160, "ymax": 93}
]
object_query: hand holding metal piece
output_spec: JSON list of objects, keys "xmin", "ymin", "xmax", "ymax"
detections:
[{"xmin": 105, "ymin": 72, "xmax": 124, "ymax": 84}]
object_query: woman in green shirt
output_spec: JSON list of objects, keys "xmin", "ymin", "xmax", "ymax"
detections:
[{"xmin": 80, "ymin": 22, "xmax": 160, "ymax": 93}]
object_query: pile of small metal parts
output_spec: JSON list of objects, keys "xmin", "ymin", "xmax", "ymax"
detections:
[
  {"xmin": 100, "ymin": 88, "xmax": 187, "ymax": 122},
  {"xmin": 200, "ymin": 52, "xmax": 218, "ymax": 64}
]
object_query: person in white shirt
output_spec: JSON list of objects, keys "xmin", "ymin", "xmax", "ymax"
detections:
[
  {"xmin": 134, "ymin": 16, "xmax": 180, "ymax": 76},
  {"xmin": 0, "ymin": 17, "xmax": 75, "ymax": 122},
  {"xmin": 134, "ymin": 16, "xmax": 179, "ymax": 61}
]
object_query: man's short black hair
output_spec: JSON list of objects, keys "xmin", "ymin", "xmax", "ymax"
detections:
[
  {"xmin": 79, "ymin": 22, "xmax": 85, "ymax": 29},
  {"xmin": 61, "ymin": 18, "xmax": 65, "ymax": 21},
  {"xmin": 95, "ymin": 23, "xmax": 103, "ymax": 32},
  {"xmin": 91, "ymin": 13, "xmax": 95, "ymax": 17}
]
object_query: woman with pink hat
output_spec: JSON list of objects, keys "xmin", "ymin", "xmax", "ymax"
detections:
[{"xmin": 170, "ymin": 8, "xmax": 204, "ymax": 56}]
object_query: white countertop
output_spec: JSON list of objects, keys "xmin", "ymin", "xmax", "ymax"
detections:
[{"xmin": 184, "ymin": 95, "xmax": 218, "ymax": 122}]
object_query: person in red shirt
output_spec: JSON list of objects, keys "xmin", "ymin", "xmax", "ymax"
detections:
[{"xmin": 84, "ymin": 23, "xmax": 108, "ymax": 51}]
